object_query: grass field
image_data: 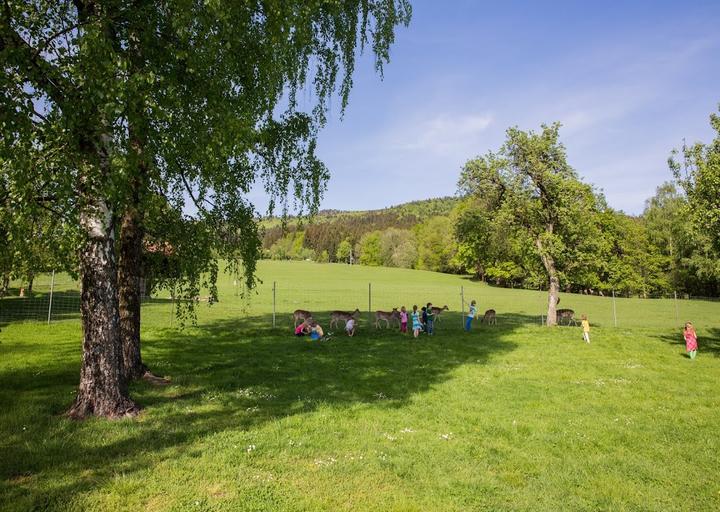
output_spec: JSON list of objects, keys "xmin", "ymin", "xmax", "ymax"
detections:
[{"xmin": 1, "ymin": 261, "xmax": 719, "ymax": 511}]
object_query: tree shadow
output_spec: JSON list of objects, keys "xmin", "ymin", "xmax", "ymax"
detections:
[
  {"xmin": 0, "ymin": 311, "xmax": 538, "ymax": 509},
  {"xmin": 0, "ymin": 291, "xmax": 82, "ymax": 324}
]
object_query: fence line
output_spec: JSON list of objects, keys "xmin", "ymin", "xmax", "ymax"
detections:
[{"xmin": 2, "ymin": 271, "xmax": 720, "ymax": 331}]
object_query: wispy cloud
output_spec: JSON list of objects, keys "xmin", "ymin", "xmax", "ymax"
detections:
[{"xmin": 386, "ymin": 113, "xmax": 493, "ymax": 154}]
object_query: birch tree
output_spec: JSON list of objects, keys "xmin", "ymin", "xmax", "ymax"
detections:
[{"xmin": 1, "ymin": 0, "xmax": 411, "ymax": 418}]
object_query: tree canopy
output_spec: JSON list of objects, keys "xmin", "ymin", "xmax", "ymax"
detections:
[{"xmin": 1, "ymin": 0, "xmax": 412, "ymax": 418}]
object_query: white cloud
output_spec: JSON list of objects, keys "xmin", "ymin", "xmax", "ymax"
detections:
[{"xmin": 385, "ymin": 113, "xmax": 493, "ymax": 155}]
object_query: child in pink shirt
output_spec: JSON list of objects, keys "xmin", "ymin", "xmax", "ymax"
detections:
[
  {"xmin": 399, "ymin": 306, "xmax": 408, "ymax": 333},
  {"xmin": 684, "ymin": 322, "xmax": 698, "ymax": 360}
]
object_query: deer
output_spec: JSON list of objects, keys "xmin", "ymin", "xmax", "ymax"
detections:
[
  {"xmin": 481, "ymin": 309, "xmax": 496, "ymax": 325},
  {"xmin": 330, "ymin": 308, "xmax": 360, "ymax": 329},
  {"xmin": 556, "ymin": 309, "xmax": 576, "ymax": 326},
  {"xmin": 375, "ymin": 308, "xmax": 400, "ymax": 329},
  {"xmin": 430, "ymin": 305, "xmax": 449, "ymax": 321},
  {"xmin": 292, "ymin": 309, "xmax": 313, "ymax": 328}
]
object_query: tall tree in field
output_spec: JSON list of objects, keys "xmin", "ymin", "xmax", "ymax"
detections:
[
  {"xmin": 670, "ymin": 106, "xmax": 720, "ymax": 252},
  {"xmin": 1, "ymin": 1, "xmax": 411, "ymax": 418},
  {"xmin": 457, "ymin": 124, "xmax": 601, "ymax": 325}
]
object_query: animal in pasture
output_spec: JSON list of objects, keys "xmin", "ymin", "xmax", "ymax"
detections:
[
  {"xmin": 481, "ymin": 309, "xmax": 496, "ymax": 325},
  {"xmin": 330, "ymin": 308, "xmax": 361, "ymax": 329},
  {"xmin": 556, "ymin": 308, "xmax": 576, "ymax": 326},
  {"xmin": 430, "ymin": 305, "xmax": 449, "ymax": 321},
  {"xmin": 375, "ymin": 308, "xmax": 400, "ymax": 329},
  {"xmin": 292, "ymin": 309, "xmax": 312, "ymax": 328}
]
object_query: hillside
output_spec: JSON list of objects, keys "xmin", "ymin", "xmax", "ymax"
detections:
[{"xmin": 261, "ymin": 196, "xmax": 460, "ymax": 260}]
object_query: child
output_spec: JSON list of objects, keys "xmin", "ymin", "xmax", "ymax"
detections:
[
  {"xmin": 421, "ymin": 306, "xmax": 427, "ymax": 333},
  {"xmin": 425, "ymin": 302, "xmax": 435, "ymax": 335},
  {"xmin": 345, "ymin": 317, "xmax": 356, "ymax": 337},
  {"xmin": 465, "ymin": 300, "xmax": 477, "ymax": 331},
  {"xmin": 399, "ymin": 306, "xmax": 408, "ymax": 334},
  {"xmin": 294, "ymin": 319, "xmax": 310, "ymax": 337},
  {"xmin": 684, "ymin": 322, "xmax": 698, "ymax": 359},
  {"xmin": 411, "ymin": 305, "xmax": 422, "ymax": 338},
  {"xmin": 581, "ymin": 314, "xmax": 590, "ymax": 343},
  {"xmin": 309, "ymin": 320, "xmax": 324, "ymax": 341}
]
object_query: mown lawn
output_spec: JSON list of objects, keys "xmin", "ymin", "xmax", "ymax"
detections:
[{"xmin": 1, "ymin": 261, "xmax": 719, "ymax": 511}]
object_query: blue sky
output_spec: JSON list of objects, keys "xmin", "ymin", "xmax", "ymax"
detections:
[{"xmin": 282, "ymin": 0, "xmax": 720, "ymax": 216}]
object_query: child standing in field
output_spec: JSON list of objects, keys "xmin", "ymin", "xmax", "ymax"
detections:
[
  {"xmin": 581, "ymin": 314, "xmax": 590, "ymax": 343},
  {"xmin": 421, "ymin": 306, "xmax": 427, "ymax": 332},
  {"xmin": 684, "ymin": 322, "xmax": 698, "ymax": 359},
  {"xmin": 399, "ymin": 306, "xmax": 408, "ymax": 334},
  {"xmin": 465, "ymin": 300, "xmax": 477, "ymax": 331},
  {"xmin": 411, "ymin": 305, "xmax": 422, "ymax": 338},
  {"xmin": 425, "ymin": 302, "xmax": 435, "ymax": 335}
]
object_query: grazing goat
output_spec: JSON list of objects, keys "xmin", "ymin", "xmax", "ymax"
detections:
[
  {"xmin": 330, "ymin": 308, "xmax": 360, "ymax": 329},
  {"xmin": 293, "ymin": 309, "xmax": 312, "ymax": 328},
  {"xmin": 430, "ymin": 305, "xmax": 449, "ymax": 321},
  {"xmin": 481, "ymin": 309, "xmax": 497, "ymax": 325},
  {"xmin": 375, "ymin": 308, "xmax": 400, "ymax": 329},
  {"xmin": 556, "ymin": 309, "xmax": 577, "ymax": 326}
]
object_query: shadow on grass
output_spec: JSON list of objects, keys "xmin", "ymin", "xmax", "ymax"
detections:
[
  {"xmin": 650, "ymin": 326, "xmax": 720, "ymax": 358},
  {"xmin": 0, "ymin": 311, "xmax": 535, "ymax": 509}
]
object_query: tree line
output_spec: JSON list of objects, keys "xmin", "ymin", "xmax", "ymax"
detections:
[{"xmin": 262, "ymin": 113, "xmax": 720, "ymax": 305}]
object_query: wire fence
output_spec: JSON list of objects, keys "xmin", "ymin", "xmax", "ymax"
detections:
[{"xmin": 2, "ymin": 272, "xmax": 720, "ymax": 331}]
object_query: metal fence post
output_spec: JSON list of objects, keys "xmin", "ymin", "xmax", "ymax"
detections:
[
  {"xmin": 612, "ymin": 289, "xmax": 617, "ymax": 328},
  {"xmin": 673, "ymin": 291, "xmax": 679, "ymax": 324},
  {"xmin": 460, "ymin": 285, "xmax": 465, "ymax": 328},
  {"xmin": 272, "ymin": 281, "xmax": 276, "ymax": 328},
  {"xmin": 47, "ymin": 270, "xmax": 55, "ymax": 325},
  {"xmin": 368, "ymin": 282, "xmax": 372, "ymax": 325}
]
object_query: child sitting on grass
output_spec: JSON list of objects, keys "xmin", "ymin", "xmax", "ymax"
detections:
[
  {"xmin": 684, "ymin": 322, "xmax": 698, "ymax": 359},
  {"xmin": 309, "ymin": 320, "xmax": 324, "ymax": 341},
  {"xmin": 294, "ymin": 319, "xmax": 311, "ymax": 337},
  {"xmin": 345, "ymin": 318, "xmax": 356, "ymax": 337}
]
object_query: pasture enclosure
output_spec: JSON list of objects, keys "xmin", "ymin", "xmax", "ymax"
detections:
[{"xmin": 2, "ymin": 261, "xmax": 720, "ymax": 332}]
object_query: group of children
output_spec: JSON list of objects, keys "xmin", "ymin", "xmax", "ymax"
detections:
[
  {"xmin": 294, "ymin": 316, "xmax": 355, "ymax": 340},
  {"xmin": 406, "ymin": 303, "xmax": 437, "ymax": 338},
  {"xmin": 293, "ymin": 305, "xmax": 701, "ymax": 360}
]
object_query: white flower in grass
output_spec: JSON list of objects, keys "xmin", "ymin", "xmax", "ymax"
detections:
[
  {"xmin": 439, "ymin": 433, "xmax": 452, "ymax": 441},
  {"xmin": 246, "ymin": 444, "xmax": 256, "ymax": 453},
  {"xmin": 374, "ymin": 392, "xmax": 387, "ymax": 400},
  {"xmin": 382, "ymin": 432, "xmax": 397, "ymax": 441},
  {"xmin": 399, "ymin": 427, "xmax": 415, "ymax": 434}
]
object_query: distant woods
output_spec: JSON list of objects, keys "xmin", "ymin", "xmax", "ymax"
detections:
[{"xmin": 262, "ymin": 117, "xmax": 720, "ymax": 299}]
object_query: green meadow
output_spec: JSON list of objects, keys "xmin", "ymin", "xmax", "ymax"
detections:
[{"xmin": 1, "ymin": 261, "xmax": 719, "ymax": 511}]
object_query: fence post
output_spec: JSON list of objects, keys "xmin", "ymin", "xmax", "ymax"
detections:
[
  {"xmin": 673, "ymin": 291, "xmax": 679, "ymax": 324},
  {"xmin": 612, "ymin": 289, "xmax": 617, "ymax": 328},
  {"xmin": 368, "ymin": 282, "xmax": 372, "ymax": 325},
  {"xmin": 460, "ymin": 285, "xmax": 465, "ymax": 328},
  {"xmin": 272, "ymin": 281, "xmax": 276, "ymax": 328},
  {"xmin": 47, "ymin": 270, "xmax": 55, "ymax": 325}
]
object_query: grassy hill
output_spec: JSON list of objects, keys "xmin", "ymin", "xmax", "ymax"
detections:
[{"xmin": 1, "ymin": 261, "xmax": 719, "ymax": 511}]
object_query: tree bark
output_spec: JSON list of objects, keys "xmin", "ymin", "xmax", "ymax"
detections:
[
  {"xmin": 536, "ymin": 234, "xmax": 559, "ymax": 326},
  {"xmin": 27, "ymin": 272, "xmax": 34, "ymax": 294},
  {"xmin": 68, "ymin": 198, "xmax": 139, "ymax": 419},
  {"xmin": 1, "ymin": 273, "xmax": 8, "ymax": 297},
  {"xmin": 118, "ymin": 204, "xmax": 147, "ymax": 381}
]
